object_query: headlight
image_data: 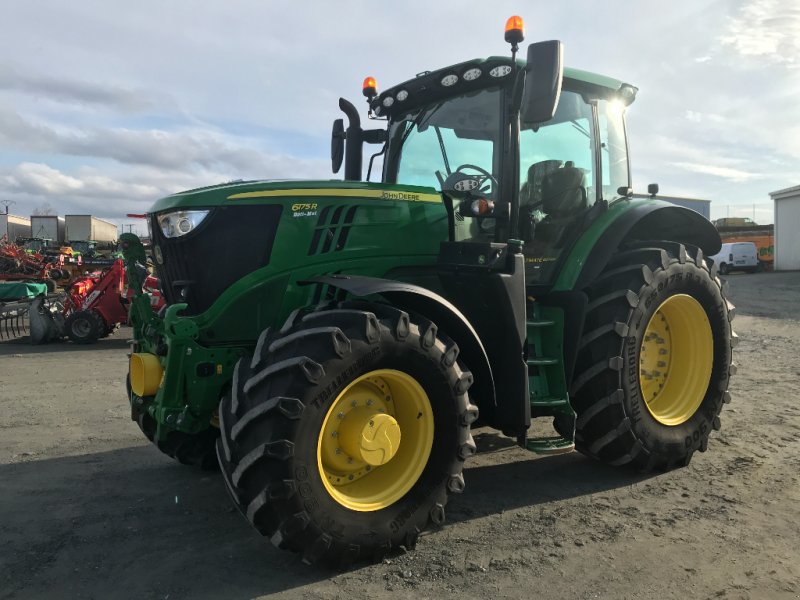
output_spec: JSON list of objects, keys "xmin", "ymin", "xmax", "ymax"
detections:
[{"xmin": 157, "ymin": 210, "xmax": 210, "ymax": 238}]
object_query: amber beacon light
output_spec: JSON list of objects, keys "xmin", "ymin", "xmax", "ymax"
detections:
[
  {"xmin": 362, "ymin": 76, "xmax": 378, "ymax": 99},
  {"xmin": 504, "ymin": 15, "xmax": 525, "ymax": 44}
]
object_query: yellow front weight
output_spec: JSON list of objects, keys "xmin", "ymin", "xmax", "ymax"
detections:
[{"xmin": 129, "ymin": 353, "xmax": 164, "ymax": 397}]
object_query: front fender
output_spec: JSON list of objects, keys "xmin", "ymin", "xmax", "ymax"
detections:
[{"xmin": 305, "ymin": 274, "xmax": 496, "ymax": 414}]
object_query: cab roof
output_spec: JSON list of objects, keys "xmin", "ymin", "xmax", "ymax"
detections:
[{"xmin": 370, "ymin": 55, "xmax": 630, "ymax": 118}]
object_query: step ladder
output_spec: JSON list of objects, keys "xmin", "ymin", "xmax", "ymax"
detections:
[{"xmin": 525, "ymin": 303, "xmax": 575, "ymax": 454}]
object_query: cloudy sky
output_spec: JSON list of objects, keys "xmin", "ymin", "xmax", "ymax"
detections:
[{"xmin": 1, "ymin": 0, "xmax": 797, "ymax": 231}]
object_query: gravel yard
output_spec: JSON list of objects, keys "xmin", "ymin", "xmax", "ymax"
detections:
[{"xmin": 1, "ymin": 271, "xmax": 798, "ymax": 600}]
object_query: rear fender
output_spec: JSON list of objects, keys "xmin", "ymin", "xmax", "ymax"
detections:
[
  {"xmin": 557, "ymin": 201, "xmax": 721, "ymax": 291},
  {"xmin": 305, "ymin": 275, "xmax": 496, "ymax": 416}
]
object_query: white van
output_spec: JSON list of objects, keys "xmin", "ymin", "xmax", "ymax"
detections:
[{"xmin": 709, "ymin": 242, "xmax": 759, "ymax": 274}]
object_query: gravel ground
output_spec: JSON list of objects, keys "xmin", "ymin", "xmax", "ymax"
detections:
[{"xmin": 0, "ymin": 271, "xmax": 798, "ymax": 600}]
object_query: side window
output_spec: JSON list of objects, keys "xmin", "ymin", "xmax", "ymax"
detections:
[
  {"xmin": 519, "ymin": 90, "xmax": 594, "ymax": 213},
  {"xmin": 518, "ymin": 90, "xmax": 595, "ymax": 284},
  {"xmin": 598, "ymin": 99, "xmax": 630, "ymax": 201}
]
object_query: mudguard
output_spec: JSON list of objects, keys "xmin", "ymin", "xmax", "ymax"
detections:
[
  {"xmin": 556, "ymin": 201, "xmax": 722, "ymax": 292},
  {"xmin": 305, "ymin": 274, "xmax": 496, "ymax": 413}
]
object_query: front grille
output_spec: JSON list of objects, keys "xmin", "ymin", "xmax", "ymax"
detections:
[{"xmin": 151, "ymin": 204, "xmax": 282, "ymax": 314}]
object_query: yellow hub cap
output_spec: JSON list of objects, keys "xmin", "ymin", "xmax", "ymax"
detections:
[
  {"xmin": 317, "ymin": 369, "xmax": 434, "ymax": 512},
  {"xmin": 639, "ymin": 294, "xmax": 714, "ymax": 426}
]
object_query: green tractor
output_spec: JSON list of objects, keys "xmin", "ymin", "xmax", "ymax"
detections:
[{"xmin": 122, "ymin": 17, "xmax": 735, "ymax": 566}]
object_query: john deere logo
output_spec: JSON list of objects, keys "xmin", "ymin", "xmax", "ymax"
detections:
[{"xmin": 381, "ymin": 191, "xmax": 421, "ymax": 201}]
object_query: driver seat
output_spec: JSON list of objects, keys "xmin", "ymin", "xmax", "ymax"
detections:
[{"xmin": 536, "ymin": 161, "xmax": 588, "ymax": 246}]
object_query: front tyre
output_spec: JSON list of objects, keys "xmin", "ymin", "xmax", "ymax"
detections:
[
  {"xmin": 65, "ymin": 309, "xmax": 105, "ymax": 344},
  {"xmin": 217, "ymin": 303, "xmax": 477, "ymax": 566},
  {"xmin": 571, "ymin": 243, "xmax": 735, "ymax": 471}
]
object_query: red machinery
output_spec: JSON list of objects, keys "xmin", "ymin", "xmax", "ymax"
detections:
[
  {"xmin": 0, "ymin": 241, "xmax": 57, "ymax": 289},
  {"xmin": 61, "ymin": 259, "xmax": 164, "ymax": 343}
]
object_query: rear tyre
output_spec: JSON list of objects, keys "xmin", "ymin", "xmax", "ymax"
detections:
[
  {"xmin": 571, "ymin": 242, "xmax": 735, "ymax": 471},
  {"xmin": 217, "ymin": 303, "xmax": 477, "ymax": 566},
  {"xmin": 65, "ymin": 309, "xmax": 105, "ymax": 344},
  {"xmin": 718, "ymin": 262, "xmax": 730, "ymax": 275}
]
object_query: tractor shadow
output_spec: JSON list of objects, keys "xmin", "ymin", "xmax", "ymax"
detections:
[
  {"xmin": 0, "ymin": 437, "xmax": 653, "ymax": 598},
  {"xmin": 448, "ymin": 431, "xmax": 655, "ymax": 524}
]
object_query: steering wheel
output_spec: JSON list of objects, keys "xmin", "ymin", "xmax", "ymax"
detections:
[{"xmin": 439, "ymin": 163, "xmax": 499, "ymax": 199}]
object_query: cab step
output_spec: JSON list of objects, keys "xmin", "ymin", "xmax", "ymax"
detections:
[{"xmin": 526, "ymin": 436, "xmax": 575, "ymax": 455}]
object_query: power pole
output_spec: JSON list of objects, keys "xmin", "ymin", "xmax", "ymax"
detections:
[{"xmin": 1, "ymin": 199, "xmax": 14, "ymax": 215}]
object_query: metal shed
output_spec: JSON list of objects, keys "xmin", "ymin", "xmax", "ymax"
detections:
[{"xmin": 769, "ymin": 185, "xmax": 800, "ymax": 271}]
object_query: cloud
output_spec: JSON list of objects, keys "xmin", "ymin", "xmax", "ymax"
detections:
[
  {"xmin": 0, "ymin": 65, "xmax": 155, "ymax": 112},
  {"xmin": 670, "ymin": 162, "xmax": 763, "ymax": 182},
  {"xmin": 720, "ymin": 0, "xmax": 800, "ymax": 66},
  {"xmin": 0, "ymin": 105, "xmax": 331, "ymax": 175}
]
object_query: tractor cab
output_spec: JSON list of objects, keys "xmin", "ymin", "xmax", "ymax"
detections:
[{"xmin": 334, "ymin": 25, "xmax": 636, "ymax": 286}]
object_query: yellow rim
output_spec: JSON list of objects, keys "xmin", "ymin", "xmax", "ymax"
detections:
[
  {"xmin": 317, "ymin": 369, "xmax": 434, "ymax": 512},
  {"xmin": 639, "ymin": 294, "xmax": 714, "ymax": 426}
]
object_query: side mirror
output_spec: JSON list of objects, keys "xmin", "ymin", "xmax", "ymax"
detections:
[
  {"xmin": 520, "ymin": 40, "xmax": 564, "ymax": 124},
  {"xmin": 331, "ymin": 119, "xmax": 345, "ymax": 174},
  {"xmin": 647, "ymin": 183, "xmax": 659, "ymax": 198}
]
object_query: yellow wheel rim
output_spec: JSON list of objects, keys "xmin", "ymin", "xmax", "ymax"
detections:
[
  {"xmin": 317, "ymin": 369, "xmax": 434, "ymax": 512},
  {"xmin": 639, "ymin": 294, "xmax": 714, "ymax": 426}
]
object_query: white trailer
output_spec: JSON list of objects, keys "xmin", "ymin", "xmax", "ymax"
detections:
[
  {"xmin": 64, "ymin": 215, "xmax": 118, "ymax": 244},
  {"xmin": 0, "ymin": 214, "xmax": 32, "ymax": 242},
  {"xmin": 30, "ymin": 215, "xmax": 66, "ymax": 243}
]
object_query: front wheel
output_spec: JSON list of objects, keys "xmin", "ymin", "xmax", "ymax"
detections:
[
  {"xmin": 65, "ymin": 309, "xmax": 105, "ymax": 344},
  {"xmin": 217, "ymin": 303, "xmax": 477, "ymax": 566},
  {"xmin": 571, "ymin": 243, "xmax": 735, "ymax": 471}
]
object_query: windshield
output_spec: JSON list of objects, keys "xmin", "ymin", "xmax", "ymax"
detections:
[{"xmin": 384, "ymin": 87, "xmax": 503, "ymax": 191}]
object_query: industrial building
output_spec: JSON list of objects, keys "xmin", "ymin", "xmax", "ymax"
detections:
[{"xmin": 769, "ymin": 185, "xmax": 800, "ymax": 271}]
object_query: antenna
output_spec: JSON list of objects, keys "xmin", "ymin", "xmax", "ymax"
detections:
[{"xmin": 1, "ymin": 199, "xmax": 15, "ymax": 215}]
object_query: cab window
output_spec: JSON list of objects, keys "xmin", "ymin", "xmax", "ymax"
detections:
[{"xmin": 518, "ymin": 90, "xmax": 596, "ymax": 283}]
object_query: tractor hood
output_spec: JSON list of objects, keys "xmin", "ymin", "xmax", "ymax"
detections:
[{"xmin": 148, "ymin": 180, "xmax": 441, "ymax": 214}]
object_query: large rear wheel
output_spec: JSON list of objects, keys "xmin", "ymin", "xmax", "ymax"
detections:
[
  {"xmin": 571, "ymin": 242, "xmax": 735, "ymax": 471},
  {"xmin": 217, "ymin": 303, "xmax": 477, "ymax": 565}
]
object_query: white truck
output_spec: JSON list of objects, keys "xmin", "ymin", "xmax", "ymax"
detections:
[
  {"xmin": 30, "ymin": 215, "xmax": 66, "ymax": 244},
  {"xmin": 0, "ymin": 214, "xmax": 31, "ymax": 243},
  {"xmin": 64, "ymin": 215, "xmax": 118, "ymax": 245},
  {"xmin": 709, "ymin": 241, "xmax": 759, "ymax": 274}
]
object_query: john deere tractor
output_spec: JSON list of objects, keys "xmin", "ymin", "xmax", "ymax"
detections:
[{"xmin": 122, "ymin": 17, "xmax": 735, "ymax": 566}]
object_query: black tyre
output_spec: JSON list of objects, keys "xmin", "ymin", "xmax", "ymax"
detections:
[
  {"xmin": 718, "ymin": 262, "xmax": 730, "ymax": 275},
  {"xmin": 571, "ymin": 242, "xmax": 735, "ymax": 471},
  {"xmin": 44, "ymin": 278, "xmax": 58, "ymax": 293},
  {"xmin": 65, "ymin": 309, "xmax": 105, "ymax": 344},
  {"xmin": 217, "ymin": 303, "xmax": 477, "ymax": 566}
]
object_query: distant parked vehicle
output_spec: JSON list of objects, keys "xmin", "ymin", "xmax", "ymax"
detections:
[
  {"xmin": 713, "ymin": 217, "xmax": 758, "ymax": 228},
  {"xmin": 709, "ymin": 242, "xmax": 759, "ymax": 274}
]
